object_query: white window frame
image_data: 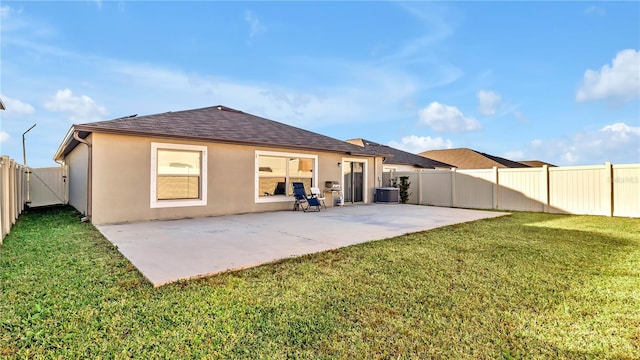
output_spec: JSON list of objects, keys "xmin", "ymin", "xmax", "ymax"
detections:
[
  {"xmin": 255, "ymin": 150, "xmax": 318, "ymax": 203},
  {"xmin": 150, "ymin": 142, "xmax": 208, "ymax": 208}
]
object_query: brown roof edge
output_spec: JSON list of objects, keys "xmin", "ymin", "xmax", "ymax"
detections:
[{"xmin": 53, "ymin": 126, "xmax": 78, "ymax": 161}]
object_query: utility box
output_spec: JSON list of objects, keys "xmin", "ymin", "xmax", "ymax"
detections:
[{"xmin": 376, "ymin": 187, "xmax": 399, "ymax": 203}]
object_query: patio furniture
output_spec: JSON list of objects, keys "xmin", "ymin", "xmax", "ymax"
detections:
[
  {"xmin": 292, "ymin": 182, "xmax": 321, "ymax": 212},
  {"xmin": 310, "ymin": 187, "xmax": 326, "ymax": 209}
]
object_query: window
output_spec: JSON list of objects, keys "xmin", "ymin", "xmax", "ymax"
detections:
[
  {"xmin": 151, "ymin": 143, "xmax": 207, "ymax": 208},
  {"xmin": 255, "ymin": 151, "xmax": 317, "ymax": 202}
]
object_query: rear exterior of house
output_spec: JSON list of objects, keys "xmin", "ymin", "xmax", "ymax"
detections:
[{"xmin": 55, "ymin": 106, "xmax": 382, "ymax": 225}]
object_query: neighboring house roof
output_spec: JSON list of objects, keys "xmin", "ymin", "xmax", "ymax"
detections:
[
  {"xmin": 346, "ymin": 138, "xmax": 454, "ymax": 169},
  {"xmin": 55, "ymin": 105, "xmax": 377, "ymax": 160},
  {"xmin": 520, "ymin": 160, "xmax": 556, "ymax": 167},
  {"xmin": 0, "ymin": 97, "xmax": 5, "ymax": 110},
  {"xmin": 418, "ymin": 148, "xmax": 530, "ymax": 169}
]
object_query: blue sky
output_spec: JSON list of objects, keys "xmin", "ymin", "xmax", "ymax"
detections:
[{"xmin": 1, "ymin": 1, "xmax": 639, "ymax": 168}]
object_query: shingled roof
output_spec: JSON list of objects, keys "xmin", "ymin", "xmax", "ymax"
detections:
[
  {"xmin": 520, "ymin": 160, "xmax": 556, "ymax": 167},
  {"xmin": 346, "ymin": 139, "xmax": 454, "ymax": 169},
  {"xmin": 55, "ymin": 105, "xmax": 377, "ymax": 159},
  {"xmin": 418, "ymin": 148, "xmax": 529, "ymax": 169}
]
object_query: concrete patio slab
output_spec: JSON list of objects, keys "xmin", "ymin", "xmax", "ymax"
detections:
[{"xmin": 96, "ymin": 204, "xmax": 508, "ymax": 286}]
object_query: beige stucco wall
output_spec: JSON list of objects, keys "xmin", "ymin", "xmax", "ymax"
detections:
[
  {"xmin": 66, "ymin": 134, "xmax": 89, "ymax": 215},
  {"xmin": 79, "ymin": 133, "xmax": 378, "ymax": 225}
]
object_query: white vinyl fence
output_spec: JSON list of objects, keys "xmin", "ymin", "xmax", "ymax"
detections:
[
  {"xmin": 388, "ymin": 162, "xmax": 639, "ymax": 218},
  {"xmin": 28, "ymin": 166, "xmax": 69, "ymax": 208},
  {"xmin": 1, "ymin": 156, "xmax": 69, "ymax": 243},
  {"xmin": 1, "ymin": 156, "xmax": 26, "ymax": 243}
]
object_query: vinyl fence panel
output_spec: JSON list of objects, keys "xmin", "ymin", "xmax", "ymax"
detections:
[
  {"xmin": 455, "ymin": 169, "xmax": 496, "ymax": 209},
  {"xmin": 497, "ymin": 167, "xmax": 547, "ymax": 212},
  {"xmin": 398, "ymin": 162, "xmax": 637, "ymax": 218},
  {"xmin": 29, "ymin": 166, "xmax": 69, "ymax": 207},
  {"xmin": 612, "ymin": 164, "xmax": 640, "ymax": 217},
  {"xmin": 549, "ymin": 164, "xmax": 611, "ymax": 215},
  {"xmin": 420, "ymin": 170, "xmax": 454, "ymax": 207},
  {"xmin": 1, "ymin": 156, "xmax": 27, "ymax": 242},
  {"xmin": 0, "ymin": 156, "xmax": 7, "ymax": 240}
]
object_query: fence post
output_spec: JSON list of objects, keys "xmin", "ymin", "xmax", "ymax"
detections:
[
  {"xmin": 0, "ymin": 157, "xmax": 4, "ymax": 242},
  {"xmin": 9, "ymin": 159, "xmax": 16, "ymax": 225},
  {"xmin": 541, "ymin": 165, "xmax": 549, "ymax": 213},
  {"xmin": 492, "ymin": 166, "xmax": 498, "ymax": 209},
  {"xmin": 604, "ymin": 162, "xmax": 613, "ymax": 217},
  {"xmin": 418, "ymin": 171, "xmax": 423, "ymax": 205},
  {"xmin": 18, "ymin": 165, "xmax": 24, "ymax": 214}
]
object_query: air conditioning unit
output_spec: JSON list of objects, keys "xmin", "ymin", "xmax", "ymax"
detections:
[{"xmin": 376, "ymin": 187, "xmax": 399, "ymax": 203}]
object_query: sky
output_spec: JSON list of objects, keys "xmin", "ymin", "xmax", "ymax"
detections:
[{"xmin": 1, "ymin": 1, "xmax": 639, "ymax": 168}]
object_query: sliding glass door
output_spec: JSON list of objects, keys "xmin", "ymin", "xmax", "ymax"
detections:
[{"xmin": 343, "ymin": 161, "xmax": 364, "ymax": 203}]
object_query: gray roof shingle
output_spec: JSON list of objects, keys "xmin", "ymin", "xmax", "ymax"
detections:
[
  {"xmin": 347, "ymin": 139, "xmax": 454, "ymax": 169},
  {"xmin": 63, "ymin": 105, "xmax": 376, "ymax": 157}
]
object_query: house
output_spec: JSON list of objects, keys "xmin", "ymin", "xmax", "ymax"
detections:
[
  {"xmin": 418, "ymin": 148, "xmax": 529, "ymax": 169},
  {"xmin": 346, "ymin": 138, "xmax": 454, "ymax": 171},
  {"xmin": 519, "ymin": 160, "xmax": 556, "ymax": 167},
  {"xmin": 54, "ymin": 105, "xmax": 383, "ymax": 225}
]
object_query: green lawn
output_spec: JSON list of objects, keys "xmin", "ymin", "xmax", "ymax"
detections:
[{"xmin": 1, "ymin": 206, "xmax": 638, "ymax": 359}]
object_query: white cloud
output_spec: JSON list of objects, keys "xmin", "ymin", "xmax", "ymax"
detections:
[
  {"xmin": 576, "ymin": 49, "xmax": 640, "ymax": 103},
  {"xmin": 0, "ymin": 5, "xmax": 20, "ymax": 18},
  {"xmin": 0, "ymin": 94, "xmax": 35, "ymax": 116},
  {"xmin": 601, "ymin": 122, "xmax": 640, "ymax": 143},
  {"xmin": 503, "ymin": 150, "xmax": 525, "ymax": 160},
  {"xmin": 388, "ymin": 135, "xmax": 453, "ymax": 153},
  {"xmin": 418, "ymin": 102, "xmax": 481, "ymax": 133},
  {"xmin": 244, "ymin": 10, "xmax": 266, "ymax": 40},
  {"xmin": 43, "ymin": 88, "xmax": 106, "ymax": 122},
  {"xmin": 0, "ymin": 5, "xmax": 10, "ymax": 18},
  {"xmin": 477, "ymin": 90, "xmax": 502, "ymax": 115},
  {"xmin": 601, "ymin": 122, "xmax": 640, "ymax": 135},
  {"xmin": 526, "ymin": 122, "xmax": 640, "ymax": 165},
  {"xmin": 584, "ymin": 5, "xmax": 605, "ymax": 16},
  {"xmin": 0, "ymin": 131, "xmax": 10, "ymax": 144}
]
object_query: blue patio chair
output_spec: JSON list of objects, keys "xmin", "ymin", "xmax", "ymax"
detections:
[{"xmin": 292, "ymin": 182, "xmax": 321, "ymax": 212}]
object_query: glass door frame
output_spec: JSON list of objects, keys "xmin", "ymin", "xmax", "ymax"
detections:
[{"xmin": 341, "ymin": 158, "xmax": 368, "ymax": 204}]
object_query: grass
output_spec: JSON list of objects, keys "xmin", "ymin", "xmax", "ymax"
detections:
[{"xmin": 1, "ymin": 206, "xmax": 638, "ymax": 359}]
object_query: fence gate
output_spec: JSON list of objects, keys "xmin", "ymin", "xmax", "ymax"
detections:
[{"xmin": 27, "ymin": 166, "xmax": 68, "ymax": 208}]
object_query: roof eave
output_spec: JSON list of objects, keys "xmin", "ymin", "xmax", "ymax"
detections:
[{"xmin": 53, "ymin": 126, "xmax": 78, "ymax": 161}]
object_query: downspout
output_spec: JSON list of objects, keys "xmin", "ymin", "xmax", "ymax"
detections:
[
  {"xmin": 375, "ymin": 156, "xmax": 380, "ymax": 187},
  {"xmin": 373, "ymin": 156, "xmax": 378, "ymax": 204},
  {"xmin": 73, "ymin": 131, "xmax": 92, "ymax": 222}
]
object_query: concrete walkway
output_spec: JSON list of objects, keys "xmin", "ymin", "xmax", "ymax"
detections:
[{"xmin": 97, "ymin": 205, "xmax": 508, "ymax": 286}]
